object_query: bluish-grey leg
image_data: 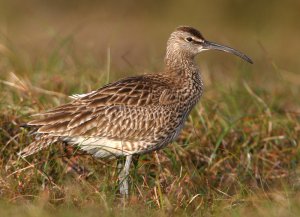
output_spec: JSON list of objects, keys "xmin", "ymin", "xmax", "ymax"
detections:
[{"xmin": 118, "ymin": 155, "xmax": 132, "ymax": 197}]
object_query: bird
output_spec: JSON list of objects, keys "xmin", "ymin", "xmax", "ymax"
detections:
[{"xmin": 19, "ymin": 26, "xmax": 253, "ymax": 196}]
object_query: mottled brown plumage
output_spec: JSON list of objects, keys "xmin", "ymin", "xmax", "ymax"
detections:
[
  {"xmin": 19, "ymin": 26, "xmax": 252, "ymax": 196},
  {"xmin": 21, "ymin": 73, "xmax": 202, "ymax": 158}
]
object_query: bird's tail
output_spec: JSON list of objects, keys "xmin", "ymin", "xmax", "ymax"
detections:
[{"xmin": 18, "ymin": 136, "xmax": 58, "ymax": 158}]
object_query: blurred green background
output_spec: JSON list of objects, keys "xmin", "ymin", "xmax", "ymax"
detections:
[{"xmin": 0, "ymin": 0, "xmax": 299, "ymax": 72}]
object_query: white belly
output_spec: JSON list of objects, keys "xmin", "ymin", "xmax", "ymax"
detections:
[{"xmin": 65, "ymin": 136, "xmax": 145, "ymax": 158}]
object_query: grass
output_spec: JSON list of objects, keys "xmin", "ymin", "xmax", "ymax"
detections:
[{"xmin": 0, "ymin": 3, "xmax": 300, "ymax": 215}]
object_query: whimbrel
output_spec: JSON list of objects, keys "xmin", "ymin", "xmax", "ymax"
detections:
[{"xmin": 19, "ymin": 26, "xmax": 252, "ymax": 196}]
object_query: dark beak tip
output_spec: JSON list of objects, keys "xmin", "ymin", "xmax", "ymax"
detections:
[
  {"xmin": 248, "ymin": 58, "xmax": 254, "ymax": 64},
  {"xmin": 246, "ymin": 58, "xmax": 254, "ymax": 64}
]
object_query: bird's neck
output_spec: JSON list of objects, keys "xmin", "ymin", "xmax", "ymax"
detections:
[
  {"xmin": 164, "ymin": 48, "xmax": 204, "ymax": 97},
  {"xmin": 164, "ymin": 49, "xmax": 198, "ymax": 78}
]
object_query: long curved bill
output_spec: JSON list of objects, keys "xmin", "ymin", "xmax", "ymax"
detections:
[{"xmin": 203, "ymin": 41, "xmax": 253, "ymax": 64}]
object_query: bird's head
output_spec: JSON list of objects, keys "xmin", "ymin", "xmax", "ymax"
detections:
[{"xmin": 166, "ymin": 26, "xmax": 253, "ymax": 64}]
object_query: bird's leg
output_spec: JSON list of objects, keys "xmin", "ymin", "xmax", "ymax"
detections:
[{"xmin": 118, "ymin": 155, "xmax": 132, "ymax": 197}]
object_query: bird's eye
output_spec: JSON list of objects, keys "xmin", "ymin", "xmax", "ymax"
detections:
[{"xmin": 186, "ymin": 37, "xmax": 193, "ymax": 42}]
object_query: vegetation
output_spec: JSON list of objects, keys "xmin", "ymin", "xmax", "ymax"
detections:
[{"xmin": 0, "ymin": 0, "xmax": 299, "ymax": 216}]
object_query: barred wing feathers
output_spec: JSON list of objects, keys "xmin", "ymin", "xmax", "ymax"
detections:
[{"xmin": 20, "ymin": 75, "xmax": 179, "ymax": 158}]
